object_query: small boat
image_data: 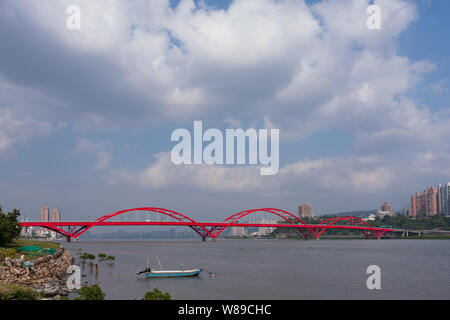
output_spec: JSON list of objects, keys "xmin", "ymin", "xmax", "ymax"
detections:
[
  {"xmin": 139, "ymin": 268, "xmax": 203, "ymax": 278},
  {"xmin": 137, "ymin": 256, "xmax": 203, "ymax": 278}
]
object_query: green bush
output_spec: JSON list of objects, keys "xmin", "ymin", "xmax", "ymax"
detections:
[
  {"xmin": 0, "ymin": 283, "xmax": 38, "ymax": 300},
  {"xmin": 0, "ymin": 248, "xmax": 17, "ymax": 262},
  {"xmin": 142, "ymin": 288, "xmax": 171, "ymax": 300},
  {"xmin": 74, "ymin": 284, "xmax": 105, "ymax": 300},
  {"xmin": 106, "ymin": 255, "xmax": 115, "ymax": 261},
  {"xmin": 98, "ymin": 253, "xmax": 107, "ymax": 259},
  {"xmin": 80, "ymin": 253, "xmax": 96, "ymax": 260}
]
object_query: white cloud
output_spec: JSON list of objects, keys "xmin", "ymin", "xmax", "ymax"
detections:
[
  {"xmin": 105, "ymin": 148, "xmax": 450, "ymax": 209},
  {"xmin": 312, "ymin": 0, "xmax": 417, "ymax": 48},
  {"xmin": 280, "ymin": 155, "xmax": 395, "ymax": 193},
  {"xmin": 74, "ymin": 138, "xmax": 112, "ymax": 171},
  {"xmin": 94, "ymin": 150, "xmax": 112, "ymax": 171},
  {"xmin": 11, "ymin": 0, "xmax": 132, "ymax": 52},
  {"xmin": 0, "ymin": 109, "xmax": 51, "ymax": 157},
  {"xmin": 429, "ymin": 79, "xmax": 448, "ymax": 95},
  {"xmin": 355, "ymin": 97, "xmax": 450, "ymax": 155},
  {"xmin": 224, "ymin": 118, "xmax": 242, "ymax": 128},
  {"xmin": 107, "ymin": 152, "xmax": 396, "ymax": 195},
  {"xmin": 0, "ymin": 0, "xmax": 432, "ymax": 136},
  {"xmin": 107, "ymin": 152, "xmax": 272, "ymax": 192}
]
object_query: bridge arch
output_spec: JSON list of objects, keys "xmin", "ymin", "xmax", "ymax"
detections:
[
  {"xmin": 41, "ymin": 207, "xmax": 213, "ymax": 240},
  {"xmin": 93, "ymin": 207, "xmax": 214, "ymax": 239},
  {"xmin": 213, "ymin": 208, "xmax": 317, "ymax": 239},
  {"xmin": 96, "ymin": 207, "xmax": 198, "ymax": 224},
  {"xmin": 316, "ymin": 216, "xmax": 384, "ymax": 238}
]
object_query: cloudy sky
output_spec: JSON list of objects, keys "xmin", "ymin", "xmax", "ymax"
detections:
[{"xmin": 0, "ymin": 0, "xmax": 449, "ymax": 222}]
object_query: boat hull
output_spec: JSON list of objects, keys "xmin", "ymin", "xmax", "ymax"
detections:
[{"xmin": 145, "ymin": 268, "xmax": 203, "ymax": 278}]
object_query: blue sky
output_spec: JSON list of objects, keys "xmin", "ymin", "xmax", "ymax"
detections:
[{"xmin": 0, "ymin": 0, "xmax": 449, "ymax": 222}]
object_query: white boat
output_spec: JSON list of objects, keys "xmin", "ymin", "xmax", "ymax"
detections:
[{"xmin": 137, "ymin": 256, "xmax": 203, "ymax": 278}]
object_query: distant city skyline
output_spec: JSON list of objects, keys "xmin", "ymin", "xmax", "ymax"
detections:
[{"xmin": 21, "ymin": 181, "xmax": 450, "ymax": 222}]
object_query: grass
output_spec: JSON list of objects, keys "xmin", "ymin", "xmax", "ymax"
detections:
[
  {"xmin": 1, "ymin": 239, "xmax": 61, "ymax": 261},
  {"xmin": 0, "ymin": 282, "xmax": 39, "ymax": 300}
]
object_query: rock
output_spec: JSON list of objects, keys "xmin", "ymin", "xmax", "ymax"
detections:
[
  {"xmin": 4, "ymin": 258, "xmax": 12, "ymax": 267},
  {"xmin": 11, "ymin": 267, "xmax": 23, "ymax": 275},
  {"xmin": 60, "ymin": 289, "xmax": 70, "ymax": 296},
  {"xmin": 1, "ymin": 247, "xmax": 74, "ymax": 295},
  {"xmin": 43, "ymin": 285, "xmax": 60, "ymax": 296}
]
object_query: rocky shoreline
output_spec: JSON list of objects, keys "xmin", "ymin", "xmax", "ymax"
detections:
[{"xmin": 0, "ymin": 246, "xmax": 74, "ymax": 299}]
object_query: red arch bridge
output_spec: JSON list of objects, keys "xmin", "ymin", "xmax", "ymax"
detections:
[{"xmin": 19, "ymin": 207, "xmax": 394, "ymax": 241}]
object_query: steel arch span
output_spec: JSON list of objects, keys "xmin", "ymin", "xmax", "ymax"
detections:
[
  {"xmin": 211, "ymin": 208, "xmax": 318, "ymax": 239},
  {"xmin": 316, "ymin": 216, "xmax": 389, "ymax": 239},
  {"xmin": 19, "ymin": 207, "xmax": 394, "ymax": 241},
  {"xmin": 26, "ymin": 207, "xmax": 213, "ymax": 240},
  {"xmin": 94, "ymin": 207, "xmax": 215, "ymax": 240}
]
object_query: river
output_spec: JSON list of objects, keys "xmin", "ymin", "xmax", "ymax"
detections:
[{"xmin": 64, "ymin": 239, "xmax": 450, "ymax": 300}]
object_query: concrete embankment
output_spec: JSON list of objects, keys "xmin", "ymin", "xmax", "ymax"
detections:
[{"xmin": 0, "ymin": 246, "xmax": 74, "ymax": 299}]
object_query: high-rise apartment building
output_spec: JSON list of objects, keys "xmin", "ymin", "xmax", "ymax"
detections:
[
  {"xmin": 40, "ymin": 205, "xmax": 49, "ymax": 222},
  {"xmin": 444, "ymin": 183, "xmax": 448, "ymax": 214},
  {"xmin": 298, "ymin": 204, "xmax": 313, "ymax": 218},
  {"xmin": 51, "ymin": 207, "xmax": 61, "ymax": 222},
  {"xmin": 40, "ymin": 205, "xmax": 50, "ymax": 235},
  {"xmin": 437, "ymin": 183, "xmax": 450, "ymax": 215},
  {"xmin": 410, "ymin": 187, "xmax": 438, "ymax": 217},
  {"xmin": 49, "ymin": 207, "xmax": 61, "ymax": 239}
]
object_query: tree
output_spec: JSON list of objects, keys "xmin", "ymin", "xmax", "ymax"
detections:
[
  {"xmin": 142, "ymin": 288, "xmax": 171, "ymax": 300},
  {"xmin": 0, "ymin": 206, "xmax": 21, "ymax": 246},
  {"xmin": 75, "ymin": 284, "xmax": 105, "ymax": 300}
]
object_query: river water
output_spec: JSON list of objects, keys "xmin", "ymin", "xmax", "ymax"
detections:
[{"xmin": 64, "ymin": 239, "xmax": 450, "ymax": 300}]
